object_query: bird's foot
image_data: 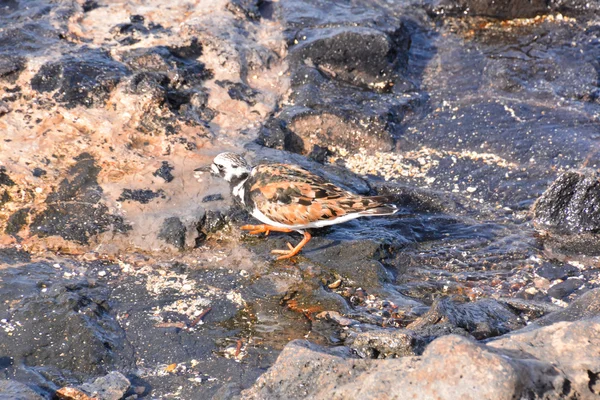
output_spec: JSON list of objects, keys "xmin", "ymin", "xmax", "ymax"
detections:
[
  {"xmin": 271, "ymin": 242, "xmax": 295, "ymax": 255},
  {"xmin": 271, "ymin": 232, "xmax": 312, "ymax": 260},
  {"xmin": 241, "ymin": 224, "xmax": 290, "ymax": 236}
]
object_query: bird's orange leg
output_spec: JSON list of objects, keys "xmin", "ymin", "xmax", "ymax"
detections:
[
  {"xmin": 271, "ymin": 231, "xmax": 312, "ymax": 260},
  {"xmin": 240, "ymin": 224, "xmax": 292, "ymax": 236}
]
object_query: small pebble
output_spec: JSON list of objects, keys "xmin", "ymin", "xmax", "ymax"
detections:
[
  {"xmin": 98, "ymin": 270, "xmax": 107, "ymax": 277},
  {"xmin": 202, "ymin": 194, "xmax": 224, "ymax": 202},
  {"xmin": 32, "ymin": 167, "xmax": 46, "ymax": 177}
]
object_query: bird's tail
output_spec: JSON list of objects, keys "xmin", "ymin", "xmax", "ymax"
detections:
[{"xmin": 359, "ymin": 195, "xmax": 398, "ymax": 216}]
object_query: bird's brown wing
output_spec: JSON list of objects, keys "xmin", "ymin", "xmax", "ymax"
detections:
[{"xmin": 247, "ymin": 164, "xmax": 390, "ymax": 226}]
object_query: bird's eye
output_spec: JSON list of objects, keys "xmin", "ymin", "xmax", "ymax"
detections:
[{"xmin": 216, "ymin": 164, "xmax": 224, "ymax": 170}]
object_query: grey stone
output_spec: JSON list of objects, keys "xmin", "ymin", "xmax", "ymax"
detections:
[
  {"xmin": 79, "ymin": 371, "xmax": 130, "ymax": 400},
  {"xmin": 0, "ymin": 380, "xmax": 44, "ymax": 400},
  {"xmin": 243, "ymin": 318, "xmax": 600, "ymax": 400}
]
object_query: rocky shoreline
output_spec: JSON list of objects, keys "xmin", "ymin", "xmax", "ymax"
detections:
[{"xmin": 2, "ymin": 0, "xmax": 600, "ymax": 398}]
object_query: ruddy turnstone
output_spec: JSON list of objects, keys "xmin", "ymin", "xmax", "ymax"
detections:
[{"xmin": 203, "ymin": 152, "xmax": 398, "ymax": 260}]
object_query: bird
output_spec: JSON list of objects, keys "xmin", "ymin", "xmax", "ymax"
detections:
[{"xmin": 201, "ymin": 152, "xmax": 398, "ymax": 260}]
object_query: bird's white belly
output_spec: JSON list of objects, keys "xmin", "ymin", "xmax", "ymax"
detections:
[{"xmin": 251, "ymin": 207, "xmax": 366, "ymax": 231}]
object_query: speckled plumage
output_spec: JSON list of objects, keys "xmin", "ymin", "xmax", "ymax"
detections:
[
  {"xmin": 245, "ymin": 163, "xmax": 397, "ymax": 228},
  {"xmin": 206, "ymin": 152, "xmax": 398, "ymax": 259}
]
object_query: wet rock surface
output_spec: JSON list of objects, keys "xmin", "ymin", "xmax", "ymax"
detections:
[
  {"xmin": 2, "ymin": 0, "xmax": 600, "ymax": 398},
  {"xmin": 0, "ymin": 380, "xmax": 44, "ymax": 400},
  {"xmin": 257, "ymin": 0, "xmax": 417, "ymax": 156},
  {"xmin": 533, "ymin": 169, "xmax": 600, "ymax": 255},
  {"xmin": 533, "ymin": 170, "xmax": 600, "ymax": 235},
  {"xmin": 29, "ymin": 153, "xmax": 130, "ymax": 244},
  {"xmin": 31, "ymin": 50, "xmax": 130, "ymax": 109},
  {"xmin": 426, "ymin": 0, "xmax": 600, "ymax": 19},
  {"xmin": 244, "ymin": 317, "xmax": 600, "ymax": 399}
]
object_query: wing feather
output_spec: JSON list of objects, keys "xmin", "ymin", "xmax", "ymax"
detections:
[{"xmin": 245, "ymin": 164, "xmax": 395, "ymax": 226}]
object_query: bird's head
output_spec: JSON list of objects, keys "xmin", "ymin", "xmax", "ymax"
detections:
[{"xmin": 208, "ymin": 152, "xmax": 251, "ymax": 183}]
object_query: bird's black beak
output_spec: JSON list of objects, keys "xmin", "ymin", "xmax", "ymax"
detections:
[{"xmin": 194, "ymin": 165, "xmax": 212, "ymax": 173}]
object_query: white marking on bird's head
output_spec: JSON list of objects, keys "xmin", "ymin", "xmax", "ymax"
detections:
[{"xmin": 211, "ymin": 152, "xmax": 251, "ymax": 182}]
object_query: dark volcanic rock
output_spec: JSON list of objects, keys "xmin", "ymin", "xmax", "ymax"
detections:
[
  {"xmin": 533, "ymin": 170, "xmax": 600, "ymax": 255},
  {"xmin": 120, "ymin": 43, "xmax": 214, "ymax": 133},
  {"xmin": 306, "ymin": 240, "xmax": 393, "ymax": 290},
  {"xmin": 532, "ymin": 288, "xmax": 600, "ymax": 327},
  {"xmin": 256, "ymin": 3, "xmax": 417, "ymax": 157},
  {"xmin": 0, "ymin": 55, "xmax": 26, "ymax": 83},
  {"xmin": 200, "ymin": 209, "xmax": 235, "ymax": 234},
  {"xmin": 0, "ymin": 247, "xmax": 31, "ymax": 264},
  {"xmin": 216, "ymin": 80, "xmax": 259, "ymax": 105},
  {"xmin": 547, "ymin": 278, "xmax": 584, "ymax": 300},
  {"xmin": 122, "ymin": 41, "xmax": 211, "ymax": 85},
  {"xmin": 535, "ymin": 261, "xmax": 580, "ymax": 281},
  {"xmin": 0, "ymin": 189, "xmax": 9, "ymax": 204},
  {"xmin": 375, "ymin": 181, "xmax": 464, "ymax": 214},
  {"xmin": 425, "ymin": 0, "xmax": 600, "ymax": 18},
  {"xmin": 31, "ymin": 153, "xmax": 130, "ymax": 244},
  {"xmin": 31, "ymin": 167, "xmax": 47, "ymax": 178},
  {"xmin": 5, "ymin": 207, "xmax": 30, "ymax": 236},
  {"xmin": 0, "ymin": 190, "xmax": 10, "ymax": 206},
  {"xmin": 0, "ymin": 380, "xmax": 43, "ymax": 400},
  {"xmin": 202, "ymin": 193, "xmax": 224, "ymax": 202},
  {"xmin": 0, "ymin": 168, "xmax": 15, "ymax": 187},
  {"xmin": 533, "ymin": 170, "xmax": 600, "ymax": 234},
  {"xmin": 159, "ymin": 216, "xmax": 187, "ymax": 249},
  {"xmin": 426, "ymin": 0, "xmax": 550, "ymax": 19},
  {"xmin": 0, "ymin": 101, "xmax": 11, "ymax": 117},
  {"xmin": 256, "ymin": 117, "xmax": 304, "ymax": 154},
  {"xmin": 226, "ymin": 0, "xmax": 261, "ymax": 20},
  {"xmin": 0, "ymin": 23, "xmax": 60, "ymax": 54},
  {"xmin": 406, "ymin": 297, "xmax": 524, "ymax": 340},
  {"xmin": 31, "ymin": 49, "xmax": 129, "ymax": 109},
  {"xmin": 110, "ymin": 21, "xmax": 149, "ymax": 44},
  {"xmin": 284, "ymin": 108, "xmax": 396, "ymax": 155},
  {"xmin": 349, "ymin": 323, "xmax": 476, "ymax": 359},
  {"xmin": 0, "ymin": 268, "xmax": 133, "ymax": 385},
  {"xmin": 117, "ymin": 188, "xmax": 166, "ymax": 204},
  {"xmin": 153, "ymin": 161, "xmax": 175, "ymax": 182},
  {"xmin": 288, "ymin": 26, "xmax": 410, "ymax": 91}
]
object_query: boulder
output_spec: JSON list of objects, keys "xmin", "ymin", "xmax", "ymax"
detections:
[
  {"xmin": 243, "ymin": 318, "xmax": 600, "ymax": 399},
  {"xmin": 533, "ymin": 170, "xmax": 600, "ymax": 235}
]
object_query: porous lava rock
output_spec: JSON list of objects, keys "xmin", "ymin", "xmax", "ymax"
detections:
[
  {"xmin": 30, "ymin": 153, "xmax": 130, "ymax": 244},
  {"xmin": 425, "ymin": 0, "xmax": 600, "ymax": 19},
  {"xmin": 31, "ymin": 50, "xmax": 130, "ymax": 109},
  {"xmin": 533, "ymin": 170, "xmax": 600, "ymax": 255},
  {"xmin": 243, "ymin": 318, "xmax": 600, "ymax": 400},
  {"xmin": 0, "ymin": 267, "xmax": 133, "ymax": 384},
  {"xmin": 533, "ymin": 170, "xmax": 600, "ymax": 234},
  {"xmin": 257, "ymin": 1, "xmax": 416, "ymax": 157}
]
